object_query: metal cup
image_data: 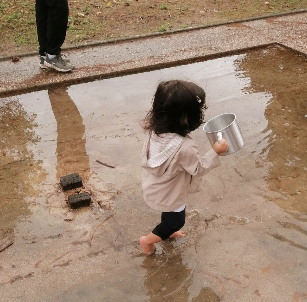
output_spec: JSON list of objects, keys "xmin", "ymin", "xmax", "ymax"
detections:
[{"xmin": 203, "ymin": 113, "xmax": 244, "ymax": 156}]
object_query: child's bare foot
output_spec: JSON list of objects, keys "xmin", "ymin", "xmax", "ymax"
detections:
[
  {"xmin": 170, "ymin": 230, "xmax": 185, "ymax": 238},
  {"xmin": 140, "ymin": 236, "xmax": 156, "ymax": 255}
]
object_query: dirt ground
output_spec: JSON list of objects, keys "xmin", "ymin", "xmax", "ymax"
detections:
[{"xmin": 1, "ymin": 0, "xmax": 307, "ymax": 56}]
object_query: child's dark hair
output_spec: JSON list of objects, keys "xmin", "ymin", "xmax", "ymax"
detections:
[{"xmin": 143, "ymin": 80, "xmax": 207, "ymax": 137}]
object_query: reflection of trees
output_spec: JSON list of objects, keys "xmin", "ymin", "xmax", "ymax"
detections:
[
  {"xmin": 235, "ymin": 46, "xmax": 307, "ymax": 215},
  {"xmin": 0, "ymin": 100, "xmax": 46, "ymax": 230},
  {"xmin": 48, "ymin": 87, "xmax": 90, "ymax": 182}
]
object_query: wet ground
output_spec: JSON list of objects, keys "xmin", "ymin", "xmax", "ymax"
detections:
[{"xmin": 0, "ymin": 44, "xmax": 306, "ymax": 301}]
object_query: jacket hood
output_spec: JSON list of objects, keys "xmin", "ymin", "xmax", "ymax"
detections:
[{"xmin": 141, "ymin": 132, "xmax": 184, "ymax": 176}]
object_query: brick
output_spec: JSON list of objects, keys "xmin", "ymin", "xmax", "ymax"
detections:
[
  {"xmin": 68, "ymin": 192, "xmax": 91, "ymax": 209},
  {"xmin": 60, "ymin": 173, "xmax": 83, "ymax": 191}
]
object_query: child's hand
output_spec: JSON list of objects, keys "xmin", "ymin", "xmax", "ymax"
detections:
[{"xmin": 213, "ymin": 139, "xmax": 229, "ymax": 154}]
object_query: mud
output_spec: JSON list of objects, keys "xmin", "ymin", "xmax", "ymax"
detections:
[{"xmin": 0, "ymin": 45, "xmax": 306, "ymax": 301}]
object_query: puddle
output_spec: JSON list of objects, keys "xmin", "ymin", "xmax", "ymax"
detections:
[
  {"xmin": 0, "ymin": 44, "xmax": 307, "ymax": 301},
  {"xmin": 0, "ymin": 100, "xmax": 46, "ymax": 230},
  {"xmin": 236, "ymin": 46, "xmax": 307, "ymax": 218}
]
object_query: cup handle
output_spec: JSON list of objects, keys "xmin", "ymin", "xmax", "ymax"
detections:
[{"xmin": 217, "ymin": 131, "xmax": 222, "ymax": 143}]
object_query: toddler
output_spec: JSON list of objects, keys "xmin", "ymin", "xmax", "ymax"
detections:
[{"xmin": 140, "ymin": 80, "xmax": 228, "ymax": 255}]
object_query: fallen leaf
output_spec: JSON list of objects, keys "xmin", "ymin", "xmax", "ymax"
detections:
[{"xmin": 11, "ymin": 57, "xmax": 20, "ymax": 63}]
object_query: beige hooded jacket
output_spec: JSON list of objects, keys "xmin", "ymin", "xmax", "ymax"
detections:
[{"xmin": 141, "ymin": 132, "xmax": 221, "ymax": 212}]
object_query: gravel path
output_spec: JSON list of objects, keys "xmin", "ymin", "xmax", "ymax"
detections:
[{"xmin": 1, "ymin": 11, "xmax": 307, "ymax": 96}]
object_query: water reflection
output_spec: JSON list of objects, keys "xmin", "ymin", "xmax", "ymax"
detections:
[
  {"xmin": 142, "ymin": 250, "xmax": 192, "ymax": 302},
  {"xmin": 235, "ymin": 46, "xmax": 307, "ymax": 252},
  {"xmin": 142, "ymin": 237, "xmax": 221, "ymax": 302},
  {"xmin": 235, "ymin": 46, "xmax": 307, "ymax": 217},
  {"xmin": 192, "ymin": 287, "xmax": 221, "ymax": 302},
  {"xmin": 48, "ymin": 87, "xmax": 90, "ymax": 182},
  {"xmin": 0, "ymin": 99, "xmax": 46, "ymax": 231}
]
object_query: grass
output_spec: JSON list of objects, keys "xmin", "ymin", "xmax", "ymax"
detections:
[
  {"xmin": 0, "ymin": 0, "xmax": 307, "ymax": 56},
  {"xmin": 6, "ymin": 12, "xmax": 21, "ymax": 23},
  {"xmin": 0, "ymin": 3, "xmax": 7, "ymax": 14},
  {"xmin": 178, "ymin": 7, "xmax": 188, "ymax": 13},
  {"xmin": 159, "ymin": 4, "xmax": 168, "ymax": 10},
  {"xmin": 158, "ymin": 25, "xmax": 168, "ymax": 32},
  {"xmin": 158, "ymin": 23, "xmax": 172, "ymax": 32},
  {"xmin": 82, "ymin": 6, "xmax": 89, "ymax": 13}
]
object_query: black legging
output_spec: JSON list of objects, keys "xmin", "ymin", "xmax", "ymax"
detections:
[
  {"xmin": 152, "ymin": 208, "xmax": 186, "ymax": 240},
  {"xmin": 35, "ymin": 0, "xmax": 69, "ymax": 56}
]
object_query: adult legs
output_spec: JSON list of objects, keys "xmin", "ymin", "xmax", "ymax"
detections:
[
  {"xmin": 35, "ymin": 0, "xmax": 69, "ymax": 56},
  {"xmin": 35, "ymin": 0, "xmax": 48, "ymax": 56},
  {"xmin": 46, "ymin": 0, "xmax": 69, "ymax": 55}
]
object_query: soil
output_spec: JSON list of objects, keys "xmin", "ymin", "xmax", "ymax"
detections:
[{"xmin": 1, "ymin": 0, "xmax": 307, "ymax": 57}]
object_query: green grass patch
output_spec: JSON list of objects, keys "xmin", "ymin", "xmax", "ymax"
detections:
[{"xmin": 158, "ymin": 23, "xmax": 172, "ymax": 32}]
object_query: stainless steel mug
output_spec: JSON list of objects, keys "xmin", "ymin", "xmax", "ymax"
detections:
[{"xmin": 203, "ymin": 113, "xmax": 244, "ymax": 156}]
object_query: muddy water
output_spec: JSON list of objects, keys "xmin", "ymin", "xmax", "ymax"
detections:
[
  {"xmin": 0, "ymin": 45, "xmax": 307, "ymax": 301},
  {"xmin": 237, "ymin": 47, "xmax": 307, "ymax": 216},
  {"xmin": 0, "ymin": 98, "xmax": 46, "ymax": 231}
]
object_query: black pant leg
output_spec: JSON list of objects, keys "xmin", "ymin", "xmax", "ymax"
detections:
[
  {"xmin": 46, "ymin": 0, "xmax": 69, "ymax": 55},
  {"xmin": 152, "ymin": 208, "xmax": 186, "ymax": 240},
  {"xmin": 35, "ymin": 0, "xmax": 48, "ymax": 55}
]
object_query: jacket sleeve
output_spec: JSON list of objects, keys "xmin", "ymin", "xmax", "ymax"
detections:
[{"xmin": 179, "ymin": 143, "xmax": 221, "ymax": 176}]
